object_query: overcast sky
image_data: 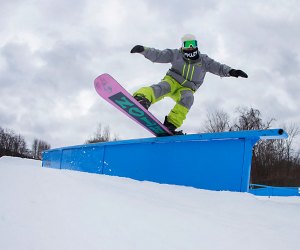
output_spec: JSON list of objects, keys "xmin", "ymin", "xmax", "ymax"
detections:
[{"xmin": 1, "ymin": 0, "xmax": 300, "ymax": 148}]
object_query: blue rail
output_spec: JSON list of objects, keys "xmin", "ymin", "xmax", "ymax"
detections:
[
  {"xmin": 249, "ymin": 184, "xmax": 300, "ymax": 196},
  {"xmin": 42, "ymin": 129, "xmax": 288, "ymax": 192}
]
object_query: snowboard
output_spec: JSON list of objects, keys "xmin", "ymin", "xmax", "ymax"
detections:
[{"xmin": 94, "ymin": 73, "xmax": 173, "ymax": 137}]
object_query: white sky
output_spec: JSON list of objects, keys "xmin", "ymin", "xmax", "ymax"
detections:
[{"xmin": 1, "ymin": 0, "xmax": 300, "ymax": 148}]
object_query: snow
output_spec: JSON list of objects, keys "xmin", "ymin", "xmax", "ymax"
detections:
[{"xmin": 0, "ymin": 156, "xmax": 300, "ymax": 250}]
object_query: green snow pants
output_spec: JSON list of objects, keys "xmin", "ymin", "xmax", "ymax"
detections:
[{"xmin": 133, "ymin": 75, "xmax": 195, "ymax": 128}]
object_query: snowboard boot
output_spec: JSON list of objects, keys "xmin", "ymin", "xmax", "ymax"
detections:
[
  {"xmin": 134, "ymin": 94, "xmax": 151, "ymax": 110},
  {"xmin": 163, "ymin": 116, "xmax": 185, "ymax": 135}
]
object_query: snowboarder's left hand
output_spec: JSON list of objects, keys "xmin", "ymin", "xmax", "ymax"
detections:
[
  {"xmin": 229, "ymin": 69, "xmax": 248, "ymax": 78},
  {"xmin": 130, "ymin": 45, "xmax": 144, "ymax": 53}
]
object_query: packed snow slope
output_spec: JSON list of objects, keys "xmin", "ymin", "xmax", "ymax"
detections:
[{"xmin": 0, "ymin": 157, "xmax": 300, "ymax": 250}]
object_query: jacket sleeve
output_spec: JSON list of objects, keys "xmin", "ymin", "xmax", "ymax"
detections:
[
  {"xmin": 203, "ymin": 55, "xmax": 231, "ymax": 77},
  {"xmin": 141, "ymin": 47, "xmax": 175, "ymax": 63}
]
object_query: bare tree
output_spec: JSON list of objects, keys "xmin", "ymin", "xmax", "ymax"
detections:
[
  {"xmin": 231, "ymin": 107, "xmax": 274, "ymax": 131},
  {"xmin": 0, "ymin": 127, "xmax": 28, "ymax": 158},
  {"xmin": 282, "ymin": 123, "xmax": 300, "ymax": 162},
  {"xmin": 85, "ymin": 123, "xmax": 118, "ymax": 144},
  {"xmin": 32, "ymin": 139, "xmax": 51, "ymax": 160},
  {"xmin": 202, "ymin": 109, "xmax": 231, "ymax": 132},
  {"xmin": 0, "ymin": 126, "xmax": 51, "ymax": 159}
]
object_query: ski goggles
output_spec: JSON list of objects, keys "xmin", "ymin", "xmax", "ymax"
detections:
[{"xmin": 182, "ymin": 40, "xmax": 198, "ymax": 49}]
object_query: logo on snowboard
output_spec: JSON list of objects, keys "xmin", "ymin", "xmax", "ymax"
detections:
[
  {"xmin": 100, "ymin": 78, "xmax": 113, "ymax": 94},
  {"xmin": 109, "ymin": 93, "xmax": 169, "ymax": 136}
]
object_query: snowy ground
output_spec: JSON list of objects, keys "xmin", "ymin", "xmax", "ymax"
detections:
[{"xmin": 0, "ymin": 156, "xmax": 300, "ymax": 250}]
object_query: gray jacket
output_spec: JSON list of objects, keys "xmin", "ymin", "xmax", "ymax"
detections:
[{"xmin": 141, "ymin": 47, "xmax": 231, "ymax": 91}]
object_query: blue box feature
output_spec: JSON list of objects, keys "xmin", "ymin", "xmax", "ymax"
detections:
[
  {"xmin": 42, "ymin": 129, "xmax": 288, "ymax": 192},
  {"xmin": 42, "ymin": 149, "xmax": 62, "ymax": 169},
  {"xmin": 249, "ymin": 184, "xmax": 300, "ymax": 196},
  {"xmin": 60, "ymin": 146, "xmax": 105, "ymax": 174}
]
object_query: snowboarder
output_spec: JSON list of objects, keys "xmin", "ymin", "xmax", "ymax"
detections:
[{"xmin": 131, "ymin": 34, "xmax": 248, "ymax": 135}]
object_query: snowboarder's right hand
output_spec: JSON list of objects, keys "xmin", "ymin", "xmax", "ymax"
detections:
[{"xmin": 130, "ymin": 45, "xmax": 144, "ymax": 53}]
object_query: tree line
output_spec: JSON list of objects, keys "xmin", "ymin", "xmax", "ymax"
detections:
[
  {"xmin": 199, "ymin": 107, "xmax": 300, "ymax": 187},
  {"xmin": 0, "ymin": 126, "xmax": 51, "ymax": 160}
]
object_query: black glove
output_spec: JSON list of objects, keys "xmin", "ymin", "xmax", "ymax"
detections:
[
  {"xmin": 229, "ymin": 69, "xmax": 248, "ymax": 78},
  {"xmin": 130, "ymin": 45, "xmax": 144, "ymax": 53}
]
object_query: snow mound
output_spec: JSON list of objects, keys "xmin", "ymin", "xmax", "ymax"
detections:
[{"xmin": 0, "ymin": 156, "xmax": 300, "ymax": 250}]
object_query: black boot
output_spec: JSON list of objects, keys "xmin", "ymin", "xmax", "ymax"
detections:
[
  {"xmin": 163, "ymin": 116, "xmax": 184, "ymax": 135},
  {"xmin": 134, "ymin": 95, "xmax": 151, "ymax": 110}
]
